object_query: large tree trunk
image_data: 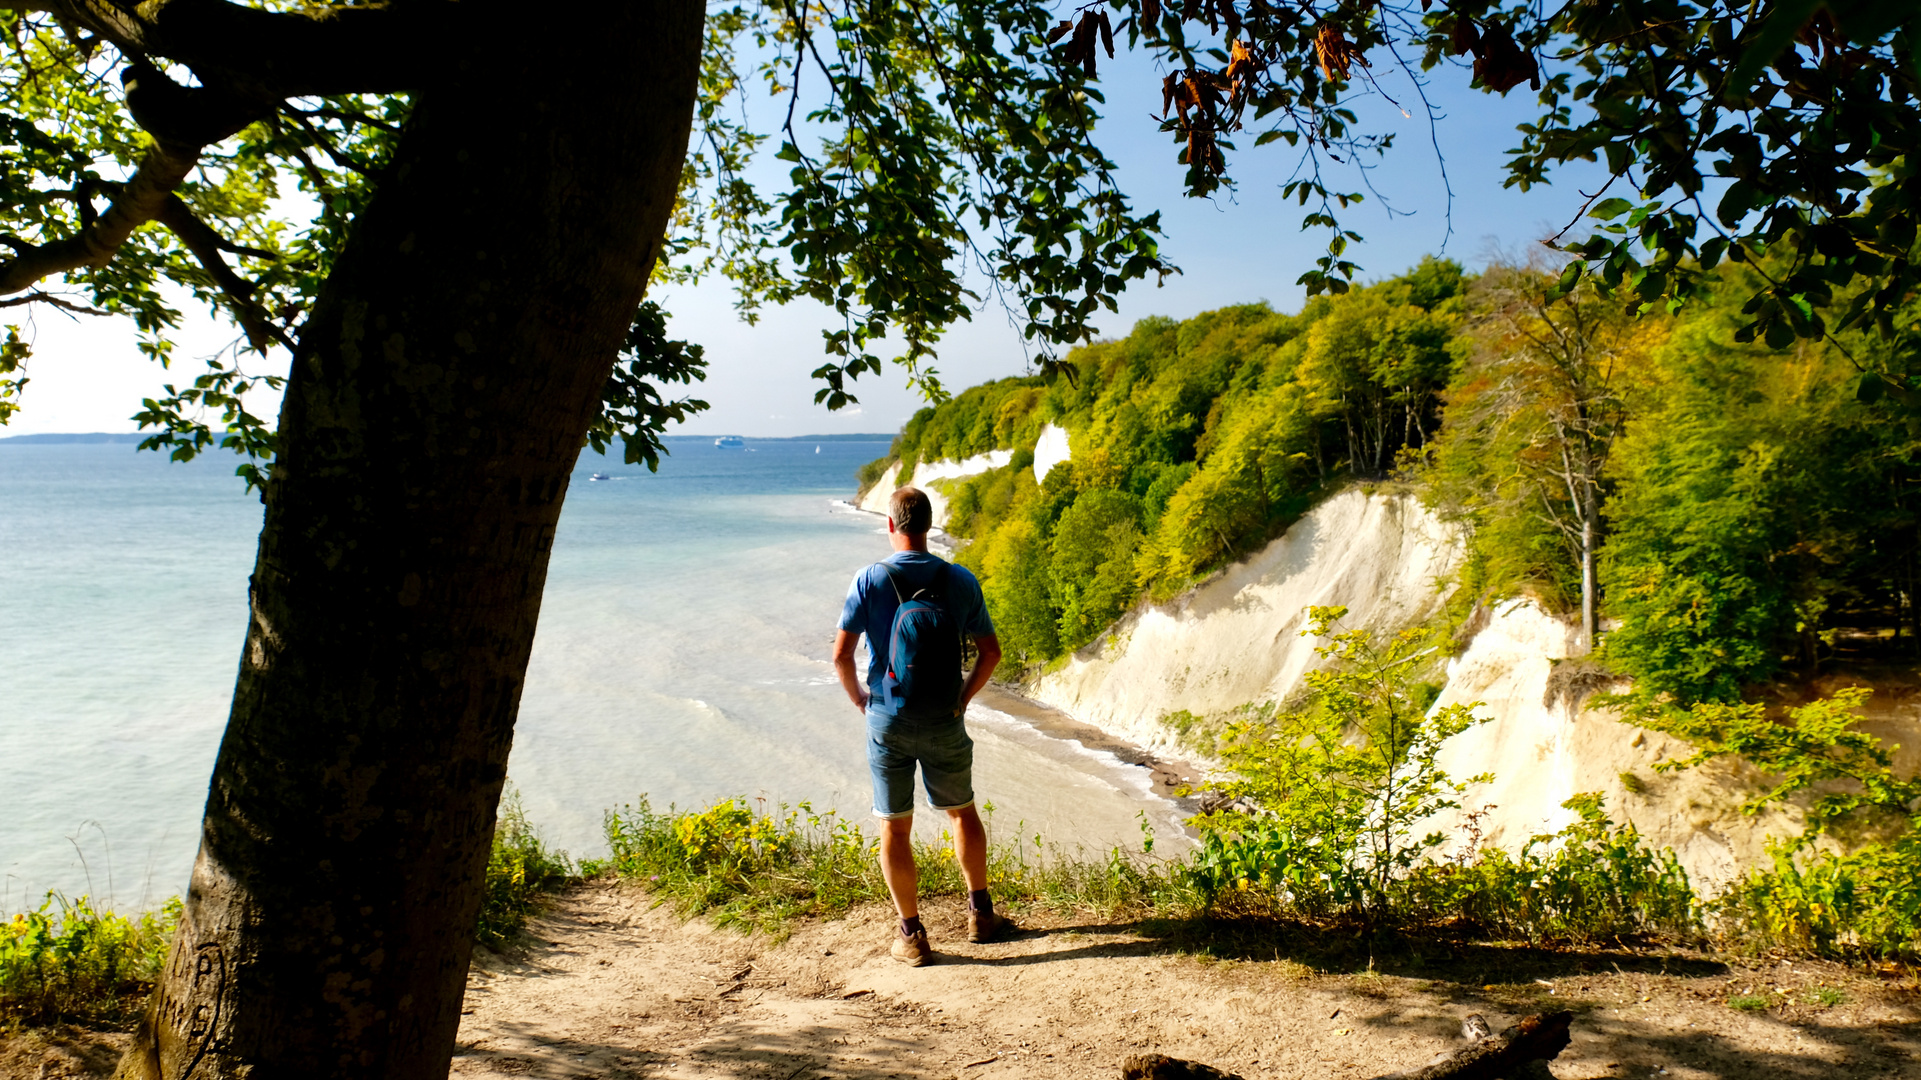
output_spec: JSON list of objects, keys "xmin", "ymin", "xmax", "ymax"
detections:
[{"xmin": 113, "ymin": 5, "xmax": 703, "ymax": 1077}]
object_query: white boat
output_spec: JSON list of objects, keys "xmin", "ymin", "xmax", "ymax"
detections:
[
  {"xmin": 588, "ymin": 472, "xmax": 610, "ymax": 481},
  {"xmin": 715, "ymin": 435, "xmax": 745, "ymax": 448}
]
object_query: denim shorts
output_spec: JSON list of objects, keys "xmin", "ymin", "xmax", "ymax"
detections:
[{"xmin": 866, "ymin": 710, "xmax": 975, "ymax": 819}]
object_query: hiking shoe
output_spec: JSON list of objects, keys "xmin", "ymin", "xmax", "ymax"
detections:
[
  {"xmin": 891, "ymin": 927, "xmax": 931, "ymax": 966},
  {"xmin": 966, "ymin": 909, "xmax": 1013, "ymax": 944}
]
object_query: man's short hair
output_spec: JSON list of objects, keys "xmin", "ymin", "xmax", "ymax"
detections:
[{"xmin": 889, "ymin": 487, "xmax": 933, "ymax": 535}]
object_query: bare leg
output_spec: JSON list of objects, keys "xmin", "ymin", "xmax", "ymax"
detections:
[
  {"xmin": 947, "ymin": 804, "xmax": 988, "ymax": 894},
  {"xmin": 879, "ymin": 816, "xmax": 919, "ymax": 919}
]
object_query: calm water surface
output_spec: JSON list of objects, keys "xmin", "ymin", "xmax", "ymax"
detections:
[{"xmin": 0, "ymin": 438, "xmax": 1181, "ymax": 913}]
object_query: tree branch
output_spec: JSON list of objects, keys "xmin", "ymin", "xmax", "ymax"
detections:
[
  {"xmin": 0, "ymin": 138, "xmax": 200, "ymax": 295},
  {"xmin": 154, "ymin": 194, "xmax": 288, "ymax": 351},
  {"xmin": 0, "ymin": 58, "xmax": 288, "ymax": 307},
  {"xmin": 0, "ymin": 290, "xmax": 110, "ymax": 316},
  {"xmin": 20, "ymin": 0, "xmax": 452, "ymax": 97}
]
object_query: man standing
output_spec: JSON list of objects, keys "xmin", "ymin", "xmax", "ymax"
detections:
[{"xmin": 833, "ymin": 487, "xmax": 1010, "ymax": 965}]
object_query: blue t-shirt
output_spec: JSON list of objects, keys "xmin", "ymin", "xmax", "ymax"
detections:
[{"xmin": 839, "ymin": 551, "xmax": 994, "ymax": 713}]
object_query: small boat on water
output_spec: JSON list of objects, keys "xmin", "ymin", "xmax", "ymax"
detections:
[
  {"xmin": 815, "ymin": 446, "xmax": 820, "ymax": 453},
  {"xmin": 588, "ymin": 472, "xmax": 611, "ymax": 481},
  {"xmin": 715, "ymin": 435, "xmax": 745, "ymax": 448}
]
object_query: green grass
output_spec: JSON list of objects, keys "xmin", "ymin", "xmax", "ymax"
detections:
[
  {"xmin": 2, "ymin": 785, "xmax": 574, "ymax": 1028},
  {"xmin": 1806, "ymin": 986, "xmax": 1847, "ymax": 1007},
  {"xmin": 591, "ymin": 797, "xmax": 1193, "ymax": 936},
  {"xmin": 1727, "ymin": 993, "xmax": 1773, "ymax": 1011},
  {"xmin": 476, "ymin": 786, "xmax": 576, "ymax": 950},
  {"xmin": 1, "ymin": 894, "xmax": 179, "ymax": 1026}
]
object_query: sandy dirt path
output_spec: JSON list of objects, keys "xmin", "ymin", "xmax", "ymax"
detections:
[
  {"xmin": 7, "ymin": 879, "xmax": 1919, "ymax": 1078},
  {"xmin": 445, "ymin": 881, "xmax": 1921, "ymax": 1080}
]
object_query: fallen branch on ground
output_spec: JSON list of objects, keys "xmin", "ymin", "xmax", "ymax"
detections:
[
  {"xmin": 1373, "ymin": 1010, "xmax": 1573, "ymax": 1080},
  {"xmin": 1120, "ymin": 1055, "xmax": 1244, "ymax": 1080},
  {"xmin": 1117, "ymin": 1010, "xmax": 1574, "ymax": 1080}
]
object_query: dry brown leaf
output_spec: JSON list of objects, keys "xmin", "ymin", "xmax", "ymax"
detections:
[
  {"xmin": 1075, "ymin": 12, "xmax": 1100, "ymax": 77},
  {"xmin": 1218, "ymin": 0, "xmax": 1240, "ymax": 42},
  {"xmin": 1472, "ymin": 22, "xmax": 1536, "ymax": 93},
  {"xmin": 1314, "ymin": 23, "xmax": 1352, "ymax": 81},
  {"xmin": 1226, "ymin": 38, "xmax": 1257, "ymax": 91},
  {"xmin": 1449, "ymin": 16, "xmax": 1479, "ymax": 57}
]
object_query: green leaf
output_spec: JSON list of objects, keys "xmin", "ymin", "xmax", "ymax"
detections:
[
  {"xmin": 1589, "ymin": 197, "xmax": 1633, "ymax": 221},
  {"xmin": 1731, "ymin": 0, "xmax": 1824, "ymax": 90},
  {"xmin": 1716, "ymin": 181, "xmax": 1757, "ymax": 228},
  {"xmin": 1857, "ymin": 371, "xmax": 1886, "ymax": 404},
  {"xmin": 1545, "ymin": 259, "xmax": 1584, "ymax": 300}
]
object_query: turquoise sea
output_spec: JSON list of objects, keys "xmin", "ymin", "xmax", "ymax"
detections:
[{"xmin": 0, "ymin": 437, "xmax": 1182, "ymax": 914}]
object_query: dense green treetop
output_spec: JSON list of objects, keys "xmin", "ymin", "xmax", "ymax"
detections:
[
  {"xmin": 874, "ymin": 258, "xmax": 1465, "ymax": 664},
  {"xmin": 885, "ymin": 253, "xmax": 1921, "ymax": 700}
]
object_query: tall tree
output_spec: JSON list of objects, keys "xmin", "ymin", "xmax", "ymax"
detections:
[
  {"xmin": 2, "ymin": 1, "xmax": 1159, "ymax": 1076},
  {"xmin": 3, "ymin": 0, "xmax": 1915, "ymax": 1075},
  {"xmin": 1430, "ymin": 264, "xmax": 1657, "ymax": 649}
]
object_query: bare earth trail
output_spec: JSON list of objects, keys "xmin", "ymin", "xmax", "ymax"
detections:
[
  {"xmin": 442, "ymin": 882, "xmax": 1921, "ymax": 1080},
  {"xmin": 7, "ymin": 880, "xmax": 1919, "ymax": 1079}
]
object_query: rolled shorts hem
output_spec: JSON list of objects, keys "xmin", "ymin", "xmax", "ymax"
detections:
[
  {"xmin": 929, "ymin": 798, "xmax": 975, "ymax": 813},
  {"xmin": 871, "ymin": 807, "xmax": 916, "ymax": 821}
]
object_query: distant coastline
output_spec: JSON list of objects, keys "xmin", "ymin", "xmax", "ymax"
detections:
[
  {"xmin": 0, "ymin": 432, "xmax": 145, "ymax": 444},
  {"xmin": 2, "ymin": 431, "xmax": 896, "ymax": 445},
  {"xmin": 665, "ymin": 433, "xmax": 894, "ymax": 442}
]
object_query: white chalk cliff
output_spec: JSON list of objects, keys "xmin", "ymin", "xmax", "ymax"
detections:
[
  {"xmin": 856, "ymin": 448, "xmax": 1012, "ymax": 528},
  {"xmin": 1030, "ymin": 490, "xmax": 1462, "ymax": 752},
  {"xmin": 1033, "ymin": 423, "xmax": 1071, "ymax": 483},
  {"xmin": 857, "ymin": 424, "xmax": 1921, "ymax": 886}
]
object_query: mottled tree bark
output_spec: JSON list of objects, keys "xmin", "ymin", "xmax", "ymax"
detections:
[{"xmin": 113, "ymin": 3, "xmax": 703, "ymax": 1076}]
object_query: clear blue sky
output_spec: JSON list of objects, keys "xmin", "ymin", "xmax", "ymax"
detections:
[{"xmin": 8, "ymin": 41, "xmax": 1608, "ymax": 438}]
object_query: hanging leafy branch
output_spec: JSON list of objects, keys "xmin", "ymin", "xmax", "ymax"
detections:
[
  {"xmin": 3, "ymin": 0, "xmax": 1913, "ymax": 478},
  {"xmin": 1039, "ymin": 0, "xmax": 1916, "ymax": 358}
]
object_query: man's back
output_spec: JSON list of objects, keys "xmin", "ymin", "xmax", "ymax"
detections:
[{"xmin": 839, "ymin": 550, "xmax": 991, "ymax": 715}]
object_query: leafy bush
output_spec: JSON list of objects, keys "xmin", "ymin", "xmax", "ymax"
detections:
[
  {"xmin": 476, "ymin": 787, "xmax": 574, "ymax": 950},
  {"xmin": 1715, "ymin": 837, "xmax": 1921, "ymax": 959},
  {"xmin": 1410, "ymin": 794, "xmax": 1699, "ymax": 943},
  {"xmin": 1, "ymin": 894, "xmax": 179, "ymax": 1026},
  {"xmin": 856, "ymin": 454, "xmax": 891, "ymax": 492},
  {"xmin": 1191, "ymin": 607, "xmax": 1490, "ymax": 918},
  {"xmin": 1184, "ymin": 605, "xmax": 1700, "ymax": 944},
  {"xmin": 1636, "ymin": 688, "xmax": 1921, "ymax": 959}
]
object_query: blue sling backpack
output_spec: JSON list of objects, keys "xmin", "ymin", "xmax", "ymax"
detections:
[{"xmin": 877, "ymin": 560, "xmax": 966, "ymax": 720}]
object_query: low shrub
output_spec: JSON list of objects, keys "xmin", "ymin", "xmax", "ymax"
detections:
[
  {"xmin": 1711, "ymin": 835, "xmax": 1921, "ymax": 960},
  {"xmin": 1191, "ymin": 607, "xmax": 1491, "ymax": 920},
  {"xmin": 1408, "ymin": 794, "xmax": 1700, "ymax": 943},
  {"xmin": 1188, "ymin": 794, "xmax": 1701, "ymax": 944},
  {"xmin": 476, "ymin": 787, "xmax": 575, "ymax": 950},
  {"xmin": 1, "ymin": 894, "xmax": 179, "ymax": 1026},
  {"xmin": 1631, "ymin": 687, "xmax": 1921, "ymax": 961}
]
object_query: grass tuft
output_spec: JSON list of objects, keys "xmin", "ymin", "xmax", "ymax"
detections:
[
  {"xmin": 1, "ymin": 894, "xmax": 178, "ymax": 1026},
  {"xmin": 476, "ymin": 785, "xmax": 575, "ymax": 950}
]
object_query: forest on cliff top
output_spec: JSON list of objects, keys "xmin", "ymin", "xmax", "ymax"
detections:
[{"xmin": 865, "ymin": 254, "xmax": 1921, "ymax": 710}]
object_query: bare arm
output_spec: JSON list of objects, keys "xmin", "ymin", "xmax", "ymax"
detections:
[
  {"xmin": 832, "ymin": 628, "xmax": 869, "ymax": 715},
  {"xmin": 960, "ymin": 633, "xmax": 1001, "ymax": 712}
]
